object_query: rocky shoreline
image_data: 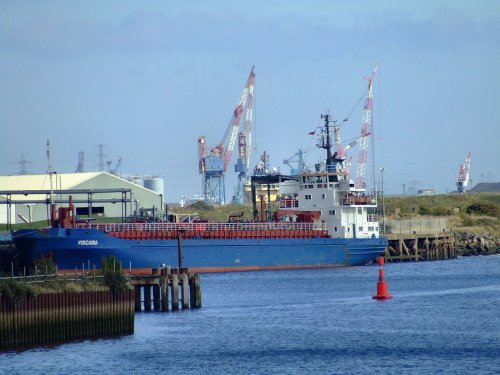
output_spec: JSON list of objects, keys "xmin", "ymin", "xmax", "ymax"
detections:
[{"xmin": 456, "ymin": 232, "xmax": 500, "ymax": 256}]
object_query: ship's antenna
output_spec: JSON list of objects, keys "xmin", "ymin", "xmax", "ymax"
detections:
[{"xmin": 47, "ymin": 140, "xmax": 54, "ymax": 207}]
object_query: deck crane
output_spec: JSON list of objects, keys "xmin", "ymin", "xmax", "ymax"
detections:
[
  {"xmin": 283, "ymin": 149, "xmax": 305, "ymax": 175},
  {"xmin": 232, "ymin": 67, "xmax": 256, "ymax": 203},
  {"xmin": 198, "ymin": 67, "xmax": 255, "ymax": 204},
  {"xmin": 457, "ymin": 153, "xmax": 471, "ymax": 193},
  {"xmin": 355, "ymin": 64, "xmax": 378, "ymax": 189},
  {"xmin": 253, "ymin": 151, "xmax": 270, "ymax": 175}
]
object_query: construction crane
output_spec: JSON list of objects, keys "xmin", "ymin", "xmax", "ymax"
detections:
[
  {"xmin": 355, "ymin": 64, "xmax": 378, "ymax": 189},
  {"xmin": 232, "ymin": 67, "xmax": 256, "ymax": 203},
  {"xmin": 457, "ymin": 153, "xmax": 471, "ymax": 193},
  {"xmin": 283, "ymin": 149, "xmax": 305, "ymax": 175},
  {"xmin": 111, "ymin": 157, "xmax": 122, "ymax": 175},
  {"xmin": 75, "ymin": 151, "xmax": 84, "ymax": 173},
  {"xmin": 198, "ymin": 66, "xmax": 255, "ymax": 204}
]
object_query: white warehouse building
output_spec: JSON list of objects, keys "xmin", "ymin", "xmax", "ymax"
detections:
[{"xmin": 0, "ymin": 172, "xmax": 164, "ymax": 225}]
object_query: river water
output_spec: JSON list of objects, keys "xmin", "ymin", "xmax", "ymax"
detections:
[{"xmin": 1, "ymin": 256, "xmax": 499, "ymax": 374}]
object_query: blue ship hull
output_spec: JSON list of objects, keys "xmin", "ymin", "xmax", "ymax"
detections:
[{"xmin": 12, "ymin": 228, "xmax": 388, "ymax": 272}]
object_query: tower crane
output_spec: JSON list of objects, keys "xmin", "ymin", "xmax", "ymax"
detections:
[
  {"xmin": 232, "ymin": 67, "xmax": 256, "ymax": 203},
  {"xmin": 75, "ymin": 151, "xmax": 84, "ymax": 173},
  {"xmin": 457, "ymin": 153, "xmax": 471, "ymax": 193},
  {"xmin": 355, "ymin": 64, "xmax": 378, "ymax": 189},
  {"xmin": 198, "ymin": 66, "xmax": 255, "ymax": 204},
  {"xmin": 111, "ymin": 157, "xmax": 122, "ymax": 175}
]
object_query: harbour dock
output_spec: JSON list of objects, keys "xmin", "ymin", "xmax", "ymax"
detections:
[
  {"xmin": 130, "ymin": 267, "xmax": 202, "ymax": 312},
  {"xmin": 385, "ymin": 232, "xmax": 457, "ymax": 262}
]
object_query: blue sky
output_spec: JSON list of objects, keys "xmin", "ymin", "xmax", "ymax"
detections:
[{"xmin": 1, "ymin": 0, "xmax": 499, "ymax": 201}]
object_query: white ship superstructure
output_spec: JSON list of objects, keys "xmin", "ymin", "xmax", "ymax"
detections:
[{"xmin": 277, "ymin": 112, "xmax": 380, "ymax": 240}]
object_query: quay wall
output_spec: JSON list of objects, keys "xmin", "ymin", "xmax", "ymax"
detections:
[{"xmin": 0, "ymin": 290, "xmax": 134, "ymax": 351}]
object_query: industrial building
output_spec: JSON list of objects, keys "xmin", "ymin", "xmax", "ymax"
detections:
[{"xmin": 0, "ymin": 172, "xmax": 164, "ymax": 225}]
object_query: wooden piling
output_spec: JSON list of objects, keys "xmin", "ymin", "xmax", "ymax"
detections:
[
  {"xmin": 171, "ymin": 274, "xmax": 179, "ymax": 311},
  {"xmin": 181, "ymin": 273, "xmax": 189, "ymax": 309},
  {"xmin": 153, "ymin": 285, "xmax": 161, "ymax": 311},
  {"xmin": 386, "ymin": 233, "xmax": 457, "ymax": 263},
  {"xmin": 160, "ymin": 272, "xmax": 169, "ymax": 312},
  {"xmin": 134, "ymin": 286, "xmax": 142, "ymax": 312},
  {"xmin": 194, "ymin": 274, "xmax": 202, "ymax": 308},
  {"xmin": 128, "ymin": 268, "xmax": 202, "ymax": 312},
  {"xmin": 189, "ymin": 275, "xmax": 196, "ymax": 308},
  {"xmin": 144, "ymin": 285, "xmax": 151, "ymax": 312}
]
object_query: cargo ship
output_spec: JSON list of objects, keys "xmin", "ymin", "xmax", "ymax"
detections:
[{"xmin": 12, "ymin": 113, "xmax": 387, "ymax": 273}]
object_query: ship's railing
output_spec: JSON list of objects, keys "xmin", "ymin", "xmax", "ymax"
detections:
[
  {"xmin": 279, "ymin": 199, "xmax": 299, "ymax": 209},
  {"xmin": 71, "ymin": 221, "xmax": 327, "ymax": 233},
  {"xmin": 342, "ymin": 194, "xmax": 375, "ymax": 206}
]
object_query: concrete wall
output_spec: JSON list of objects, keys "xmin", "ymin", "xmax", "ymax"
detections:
[{"xmin": 386, "ymin": 217, "xmax": 449, "ymax": 235}]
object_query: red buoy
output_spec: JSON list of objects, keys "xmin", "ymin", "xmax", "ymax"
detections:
[{"xmin": 372, "ymin": 257, "xmax": 393, "ymax": 300}]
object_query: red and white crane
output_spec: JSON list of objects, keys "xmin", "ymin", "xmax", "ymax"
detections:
[
  {"xmin": 355, "ymin": 64, "xmax": 378, "ymax": 189},
  {"xmin": 232, "ymin": 67, "xmax": 256, "ymax": 203},
  {"xmin": 457, "ymin": 153, "xmax": 471, "ymax": 193},
  {"xmin": 198, "ymin": 66, "xmax": 255, "ymax": 204}
]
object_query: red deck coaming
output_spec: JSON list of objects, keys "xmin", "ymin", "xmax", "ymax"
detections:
[{"xmin": 107, "ymin": 229, "xmax": 330, "ymax": 240}]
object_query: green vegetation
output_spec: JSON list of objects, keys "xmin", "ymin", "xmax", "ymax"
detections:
[
  {"xmin": 101, "ymin": 255, "xmax": 130, "ymax": 292},
  {"xmin": 465, "ymin": 202, "xmax": 499, "ymax": 217},
  {"xmin": 384, "ymin": 193, "xmax": 499, "ymax": 237},
  {"xmin": 384, "ymin": 192, "xmax": 500, "ymax": 217},
  {"xmin": 0, "ymin": 256, "xmax": 131, "ymax": 299},
  {"xmin": 0, "ymin": 278, "xmax": 37, "ymax": 304},
  {"xmin": 33, "ymin": 257, "xmax": 57, "ymax": 275}
]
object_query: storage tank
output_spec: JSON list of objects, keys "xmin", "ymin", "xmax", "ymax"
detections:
[
  {"xmin": 131, "ymin": 178, "xmax": 144, "ymax": 187},
  {"xmin": 144, "ymin": 177, "xmax": 164, "ymax": 195}
]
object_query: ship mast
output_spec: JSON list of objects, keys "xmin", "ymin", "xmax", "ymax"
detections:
[
  {"xmin": 47, "ymin": 140, "xmax": 56, "ymax": 225},
  {"xmin": 47, "ymin": 140, "xmax": 54, "ymax": 204},
  {"xmin": 319, "ymin": 113, "xmax": 333, "ymax": 168}
]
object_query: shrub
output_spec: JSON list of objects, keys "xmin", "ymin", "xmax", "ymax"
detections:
[
  {"xmin": 33, "ymin": 257, "xmax": 57, "ymax": 275},
  {"xmin": 460, "ymin": 213, "xmax": 474, "ymax": 227},
  {"xmin": 465, "ymin": 203, "xmax": 499, "ymax": 216},
  {"xmin": 0, "ymin": 279, "xmax": 38, "ymax": 304},
  {"xmin": 188, "ymin": 200, "xmax": 213, "ymax": 211},
  {"xmin": 101, "ymin": 255, "xmax": 122, "ymax": 273},
  {"xmin": 430, "ymin": 206, "xmax": 451, "ymax": 216},
  {"xmin": 101, "ymin": 255, "xmax": 129, "ymax": 292},
  {"xmin": 419, "ymin": 205, "xmax": 431, "ymax": 215},
  {"xmin": 103, "ymin": 271, "xmax": 129, "ymax": 292}
]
